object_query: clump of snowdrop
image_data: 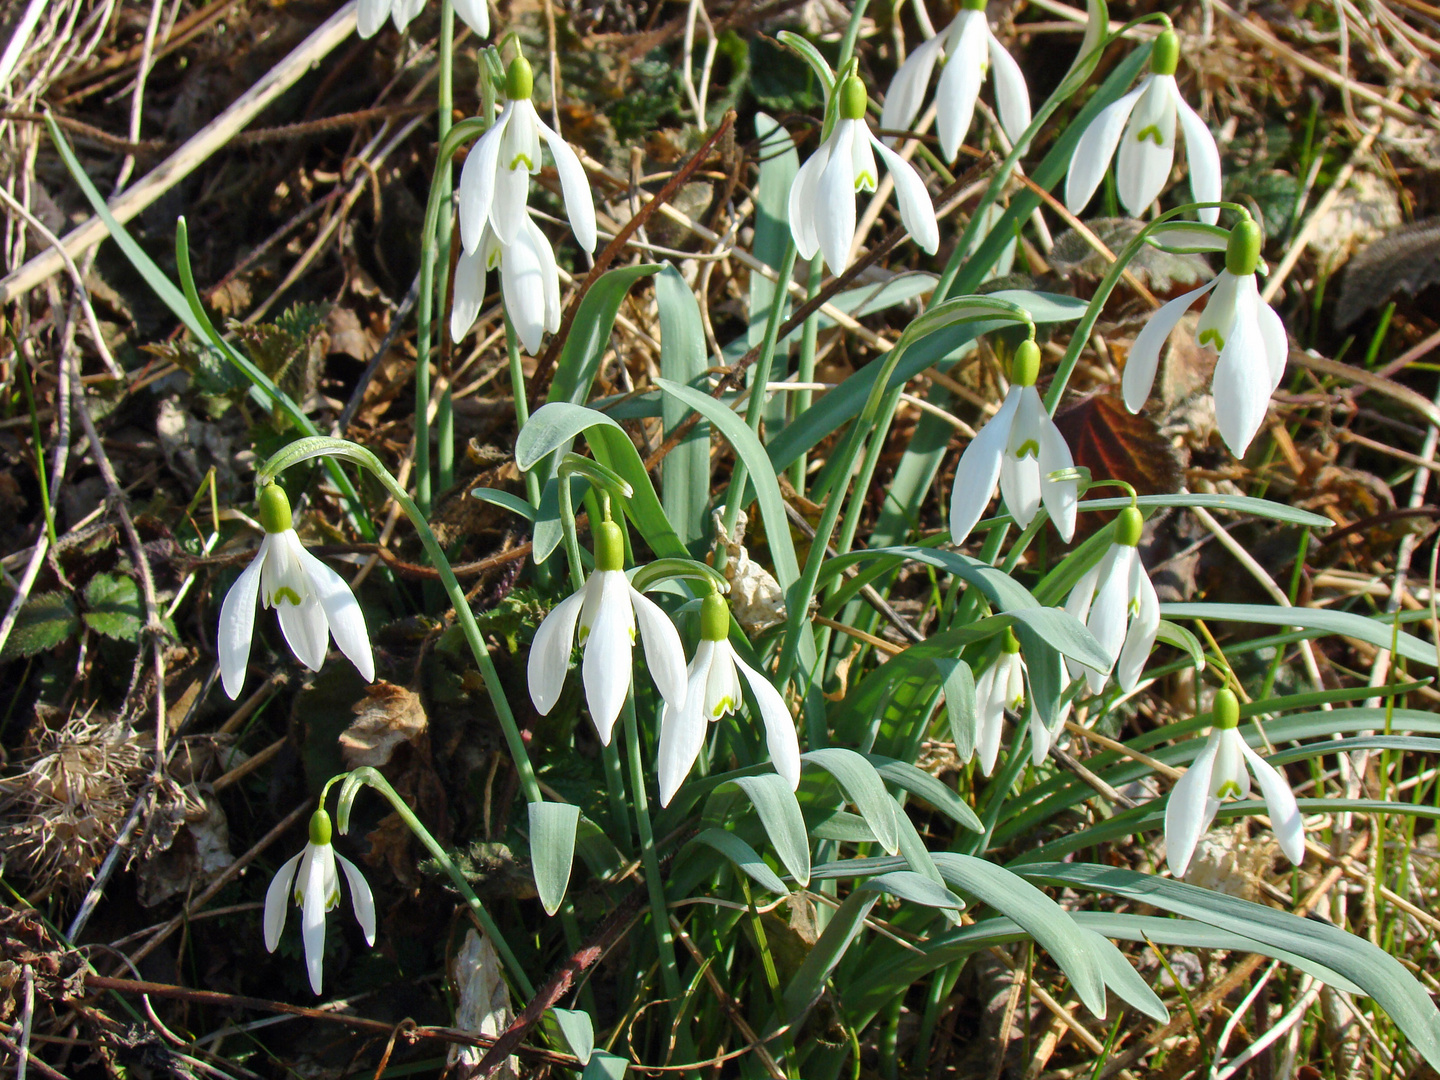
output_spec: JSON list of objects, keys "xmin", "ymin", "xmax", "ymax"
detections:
[
  {"xmin": 657, "ymin": 591, "xmax": 800, "ymax": 806},
  {"xmin": 357, "ymin": 0, "xmax": 489, "ymax": 40},
  {"xmin": 1065, "ymin": 506, "xmax": 1160, "ymax": 693},
  {"xmin": 1165, "ymin": 689, "xmax": 1305, "ymax": 878},
  {"xmin": 218, "ymin": 482, "xmax": 374, "ymax": 700},
  {"xmin": 881, "ymin": 0, "xmax": 1031, "ymax": 162},
  {"xmin": 264, "ymin": 808, "xmax": 376, "ymax": 995},
  {"xmin": 790, "ymin": 74, "xmax": 939, "ymax": 275},
  {"xmin": 949, "ymin": 339, "xmax": 1078, "ymax": 546},
  {"xmin": 1123, "ymin": 218, "xmax": 1286, "ymax": 456},
  {"xmin": 528, "ymin": 518, "xmax": 687, "ymax": 745},
  {"xmin": 1064, "ymin": 29, "xmax": 1221, "ymax": 225}
]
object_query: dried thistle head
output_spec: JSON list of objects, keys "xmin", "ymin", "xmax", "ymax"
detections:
[{"xmin": 0, "ymin": 712, "xmax": 150, "ymax": 900}]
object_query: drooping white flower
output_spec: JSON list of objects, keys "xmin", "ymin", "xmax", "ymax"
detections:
[
  {"xmin": 458, "ymin": 56, "xmax": 596, "ymax": 258},
  {"xmin": 881, "ymin": 0, "xmax": 1031, "ymax": 162},
  {"xmin": 528, "ymin": 519, "xmax": 687, "ymax": 745},
  {"xmin": 790, "ymin": 75, "xmax": 939, "ymax": 275},
  {"xmin": 1065, "ymin": 506, "xmax": 1160, "ymax": 693},
  {"xmin": 219, "ymin": 482, "xmax": 374, "ymax": 700},
  {"xmin": 1064, "ymin": 30, "xmax": 1221, "ymax": 226},
  {"xmin": 1165, "ymin": 689, "xmax": 1305, "ymax": 878},
  {"xmin": 356, "ymin": 0, "xmax": 489, "ymax": 39},
  {"xmin": 264, "ymin": 809, "xmax": 376, "ymax": 995},
  {"xmin": 973, "ymin": 632, "xmax": 1025, "ymax": 775},
  {"xmin": 949, "ymin": 340, "xmax": 1078, "ymax": 546},
  {"xmin": 1123, "ymin": 218, "xmax": 1285, "ymax": 456},
  {"xmin": 451, "ymin": 217, "xmax": 561, "ymax": 352},
  {"xmin": 657, "ymin": 592, "xmax": 800, "ymax": 806}
]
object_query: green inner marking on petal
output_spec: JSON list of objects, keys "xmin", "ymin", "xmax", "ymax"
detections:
[
  {"xmin": 712, "ymin": 696, "xmax": 734, "ymax": 718},
  {"xmin": 854, "ymin": 170, "xmax": 876, "ymax": 190},
  {"xmin": 1217, "ymin": 780, "xmax": 1243, "ymax": 799},
  {"xmin": 1015, "ymin": 438, "xmax": 1040, "ymax": 459},
  {"xmin": 509, "ymin": 154, "xmax": 535, "ymax": 171},
  {"xmin": 1198, "ymin": 328, "xmax": 1225, "ymax": 350},
  {"xmin": 1134, "ymin": 125, "xmax": 1165, "ymax": 146},
  {"xmin": 273, "ymin": 586, "xmax": 303, "ymax": 606}
]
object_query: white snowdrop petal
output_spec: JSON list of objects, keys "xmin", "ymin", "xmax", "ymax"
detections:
[
  {"xmin": 870, "ymin": 135, "xmax": 938, "ymax": 254},
  {"xmin": 1115, "ymin": 76, "xmax": 1177, "ymax": 216},
  {"xmin": 630, "ymin": 585, "xmax": 688, "ymax": 708},
  {"xmin": 734, "ymin": 652, "xmax": 800, "ymax": 791},
  {"xmin": 1123, "ymin": 280, "xmax": 1215, "ymax": 412},
  {"xmin": 787, "ymin": 143, "xmax": 827, "ymax": 260},
  {"xmin": 582, "ymin": 572, "xmax": 635, "ymax": 745},
  {"xmin": 934, "ymin": 13, "xmax": 986, "ymax": 162},
  {"xmin": 1165, "ymin": 732, "xmax": 1219, "ymax": 878},
  {"xmin": 300, "ymin": 849, "xmax": 329, "ymax": 994},
  {"xmin": 501, "ymin": 224, "xmax": 551, "ymax": 354},
  {"xmin": 1257, "ymin": 296, "xmax": 1288, "ymax": 392},
  {"xmin": 987, "ymin": 31, "xmax": 1032, "ymax": 145},
  {"xmin": 277, "ymin": 593, "xmax": 330, "ymax": 672},
  {"xmin": 263, "ymin": 852, "xmax": 302, "ymax": 952},
  {"xmin": 490, "ymin": 161, "xmax": 531, "ymax": 248},
  {"xmin": 658, "ymin": 643, "xmax": 715, "ymax": 806},
  {"xmin": 814, "ymin": 122, "xmax": 860, "ymax": 274},
  {"xmin": 528, "ymin": 588, "xmax": 585, "ymax": 716},
  {"xmin": 356, "ymin": 0, "xmax": 389, "ymax": 39},
  {"xmin": 1239, "ymin": 743, "xmax": 1306, "ymax": 866},
  {"xmin": 880, "ymin": 32, "xmax": 947, "ymax": 144},
  {"xmin": 950, "ymin": 388, "xmax": 1020, "ymax": 544},
  {"xmin": 218, "ymin": 538, "xmax": 268, "ymax": 700},
  {"xmin": 450, "ymin": 246, "xmax": 487, "ymax": 344},
  {"xmin": 293, "ymin": 543, "xmax": 374, "ymax": 683},
  {"xmin": 1065, "ymin": 83, "xmax": 1145, "ymax": 214},
  {"xmin": 1064, "ymin": 561, "xmax": 1104, "ymax": 685},
  {"xmin": 452, "ymin": 0, "xmax": 490, "ymax": 37},
  {"xmin": 537, "ymin": 120, "xmax": 597, "ymax": 253},
  {"xmin": 1086, "ymin": 545, "xmax": 1130, "ymax": 673},
  {"xmin": 1174, "ymin": 93, "xmax": 1221, "ymax": 225},
  {"xmin": 336, "ymin": 853, "xmax": 377, "ymax": 946},
  {"xmin": 390, "ymin": 0, "xmax": 424, "ymax": 31},
  {"xmin": 1114, "ymin": 561, "xmax": 1160, "ymax": 692},
  {"xmin": 1037, "ymin": 412, "xmax": 1078, "ymax": 542},
  {"xmin": 458, "ymin": 107, "xmax": 510, "ymax": 254},
  {"xmin": 1212, "ymin": 289, "xmax": 1271, "ymax": 456}
]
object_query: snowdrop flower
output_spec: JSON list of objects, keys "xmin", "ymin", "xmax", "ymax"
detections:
[
  {"xmin": 1064, "ymin": 30, "xmax": 1221, "ymax": 226},
  {"xmin": 657, "ymin": 592, "xmax": 800, "ymax": 806},
  {"xmin": 458, "ymin": 57, "xmax": 596, "ymax": 258},
  {"xmin": 218, "ymin": 482, "xmax": 374, "ymax": 700},
  {"xmin": 949, "ymin": 340, "xmax": 1078, "ymax": 546},
  {"xmin": 451, "ymin": 217, "xmax": 561, "ymax": 352},
  {"xmin": 1165, "ymin": 689, "xmax": 1305, "ymax": 878},
  {"xmin": 790, "ymin": 75, "xmax": 939, "ymax": 275},
  {"xmin": 264, "ymin": 809, "xmax": 376, "ymax": 995},
  {"xmin": 528, "ymin": 519, "xmax": 687, "ymax": 745},
  {"xmin": 357, "ymin": 0, "xmax": 489, "ymax": 39},
  {"xmin": 1122, "ymin": 219, "xmax": 1285, "ymax": 456},
  {"xmin": 971, "ymin": 630, "xmax": 1057, "ymax": 773},
  {"xmin": 881, "ymin": 0, "xmax": 1031, "ymax": 162},
  {"xmin": 1065, "ymin": 506, "xmax": 1160, "ymax": 693}
]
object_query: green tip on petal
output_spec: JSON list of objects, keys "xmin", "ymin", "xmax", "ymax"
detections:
[
  {"xmin": 258, "ymin": 482, "xmax": 292, "ymax": 535},
  {"xmin": 1002, "ymin": 627, "xmax": 1021, "ymax": 654},
  {"xmin": 1010, "ymin": 339, "xmax": 1041, "ymax": 388},
  {"xmin": 1150, "ymin": 30, "xmax": 1179, "ymax": 76},
  {"xmin": 700, "ymin": 592, "xmax": 730, "ymax": 641},
  {"xmin": 594, "ymin": 520, "xmax": 625, "ymax": 572},
  {"xmin": 961, "ymin": 0, "xmax": 986, "ymax": 9},
  {"xmin": 838, "ymin": 76, "xmax": 867, "ymax": 121},
  {"xmin": 309, "ymin": 809, "xmax": 333, "ymax": 846},
  {"xmin": 1213, "ymin": 688, "xmax": 1240, "ymax": 730},
  {"xmin": 505, "ymin": 55, "xmax": 534, "ymax": 100},
  {"xmin": 1226, "ymin": 218, "xmax": 1262, "ymax": 277},
  {"xmin": 1115, "ymin": 506, "xmax": 1144, "ymax": 548}
]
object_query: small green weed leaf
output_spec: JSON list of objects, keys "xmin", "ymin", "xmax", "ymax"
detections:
[
  {"xmin": 2, "ymin": 592, "xmax": 79, "ymax": 660},
  {"xmin": 83, "ymin": 573, "xmax": 144, "ymax": 641},
  {"xmin": 527, "ymin": 802, "xmax": 580, "ymax": 917},
  {"xmin": 692, "ymin": 828, "xmax": 788, "ymax": 895}
]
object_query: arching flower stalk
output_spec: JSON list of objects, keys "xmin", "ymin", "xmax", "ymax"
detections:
[
  {"xmin": 1164, "ymin": 689, "xmax": 1305, "ymax": 878},
  {"xmin": 1123, "ymin": 218, "xmax": 1285, "ymax": 456},
  {"xmin": 657, "ymin": 592, "xmax": 800, "ymax": 806},
  {"xmin": 528, "ymin": 519, "xmax": 687, "ymax": 745},
  {"xmin": 218, "ymin": 482, "xmax": 374, "ymax": 700},
  {"xmin": 264, "ymin": 808, "xmax": 376, "ymax": 995},
  {"xmin": 949, "ymin": 339, "xmax": 1078, "ymax": 546},
  {"xmin": 1065, "ymin": 506, "xmax": 1160, "ymax": 693},
  {"xmin": 1065, "ymin": 29, "xmax": 1221, "ymax": 225},
  {"xmin": 881, "ymin": 0, "xmax": 1031, "ymax": 162},
  {"xmin": 789, "ymin": 74, "xmax": 939, "ymax": 275}
]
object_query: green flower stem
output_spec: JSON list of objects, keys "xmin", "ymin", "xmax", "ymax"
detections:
[
  {"xmin": 505, "ymin": 314, "xmax": 543, "ymax": 512},
  {"xmin": 259, "ymin": 438, "xmax": 542, "ymax": 810},
  {"xmin": 788, "ymin": 254, "xmax": 823, "ymax": 494},
  {"xmin": 835, "ymin": 0, "xmax": 869, "ymax": 70},
  {"xmin": 14, "ymin": 349, "xmax": 56, "ymax": 548},
  {"xmin": 413, "ymin": 118, "xmax": 488, "ymax": 516},
  {"xmin": 337, "ymin": 767, "xmax": 534, "ymax": 996},
  {"xmin": 1043, "ymin": 201, "xmax": 1252, "ymax": 412},
  {"xmin": 556, "ymin": 466, "xmax": 587, "ymax": 592},
  {"xmin": 435, "ymin": 0, "xmax": 457, "ymax": 498},
  {"xmin": 622, "ymin": 697, "xmax": 683, "ymax": 1009},
  {"xmin": 721, "ymin": 241, "xmax": 798, "ymax": 546}
]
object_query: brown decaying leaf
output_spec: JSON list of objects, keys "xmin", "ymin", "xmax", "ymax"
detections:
[
  {"xmin": 340, "ymin": 682, "xmax": 428, "ymax": 769},
  {"xmin": 1054, "ymin": 393, "xmax": 1184, "ymax": 502}
]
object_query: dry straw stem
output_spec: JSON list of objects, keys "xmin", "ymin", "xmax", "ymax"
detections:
[{"xmin": 0, "ymin": 1, "xmax": 360, "ymax": 303}]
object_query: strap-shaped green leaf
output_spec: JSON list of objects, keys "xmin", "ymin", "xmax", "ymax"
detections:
[
  {"xmin": 866, "ymin": 755, "xmax": 983, "ymax": 833},
  {"xmin": 527, "ymin": 801, "xmax": 580, "ymax": 917},
  {"xmin": 691, "ymin": 828, "xmax": 788, "ymax": 895},
  {"xmin": 802, "ymin": 748, "xmax": 900, "ymax": 854},
  {"xmin": 1163, "ymin": 602, "xmax": 1435, "ymax": 665},
  {"xmin": 656, "ymin": 264, "xmax": 710, "ymax": 549},
  {"xmin": 714, "ymin": 774, "xmax": 811, "ymax": 886},
  {"xmin": 547, "ymin": 264, "xmax": 661, "ymax": 407},
  {"xmin": 549, "ymin": 1008, "xmax": 594, "ymax": 1065}
]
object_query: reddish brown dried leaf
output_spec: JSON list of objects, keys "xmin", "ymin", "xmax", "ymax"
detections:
[{"xmin": 1055, "ymin": 393, "xmax": 1184, "ymax": 498}]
